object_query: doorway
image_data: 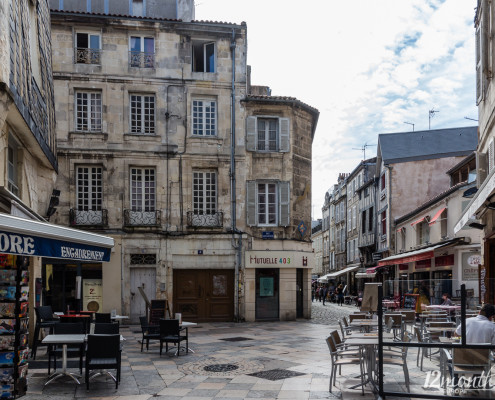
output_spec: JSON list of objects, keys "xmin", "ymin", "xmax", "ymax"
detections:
[
  {"xmin": 255, "ymin": 268, "xmax": 279, "ymax": 320},
  {"xmin": 173, "ymin": 269, "xmax": 234, "ymax": 322},
  {"xmin": 130, "ymin": 267, "xmax": 156, "ymax": 324}
]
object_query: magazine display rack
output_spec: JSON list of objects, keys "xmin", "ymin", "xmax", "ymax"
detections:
[{"xmin": 0, "ymin": 254, "xmax": 29, "ymax": 398}]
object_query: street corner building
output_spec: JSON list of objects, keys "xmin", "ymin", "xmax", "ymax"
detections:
[{"xmin": 42, "ymin": 0, "xmax": 319, "ymax": 323}]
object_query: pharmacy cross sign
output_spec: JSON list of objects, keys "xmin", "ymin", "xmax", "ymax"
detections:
[{"xmin": 297, "ymin": 221, "xmax": 307, "ymax": 238}]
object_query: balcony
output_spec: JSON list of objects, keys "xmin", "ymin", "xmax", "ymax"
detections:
[
  {"xmin": 70, "ymin": 209, "xmax": 108, "ymax": 227},
  {"xmin": 129, "ymin": 51, "xmax": 155, "ymax": 68},
  {"xmin": 186, "ymin": 211, "xmax": 223, "ymax": 228},
  {"xmin": 75, "ymin": 48, "xmax": 101, "ymax": 64},
  {"xmin": 124, "ymin": 210, "xmax": 161, "ymax": 227}
]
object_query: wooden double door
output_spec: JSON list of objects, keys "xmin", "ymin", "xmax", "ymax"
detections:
[{"xmin": 173, "ymin": 269, "xmax": 234, "ymax": 322}]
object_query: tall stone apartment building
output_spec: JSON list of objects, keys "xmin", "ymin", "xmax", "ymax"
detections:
[{"xmin": 48, "ymin": 0, "xmax": 318, "ymax": 322}]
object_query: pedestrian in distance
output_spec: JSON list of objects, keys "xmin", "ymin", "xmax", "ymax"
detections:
[
  {"xmin": 322, "ymin": 284, "xmax": 329, "ymax": 306},
  {"xmin": 336, "ymin": 283, "xmax": 344, "ymax": 306}
]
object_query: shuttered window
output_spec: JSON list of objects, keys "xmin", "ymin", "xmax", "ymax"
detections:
[
  {"xmin": 246, "ymin": 116, "xmax": 290, "ymax": 152},
  {"xmin": 246, "ymin": 181, "xmax": 290, "ymax": 227}
]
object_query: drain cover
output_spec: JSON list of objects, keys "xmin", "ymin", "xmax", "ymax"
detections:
[
  {"xmin": 220, "ymin": 337, "xmax": 253, "ymax": 342},
  {"xmin": 248, "ymin": 369, "xmax": 305, "ymax": 381},
  {"xmin": 203, "ymin": 363, "xmax": 239, "ymax": 372}
]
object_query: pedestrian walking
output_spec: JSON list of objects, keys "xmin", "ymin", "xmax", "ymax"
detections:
[
  {"xmin": 322, "ymin": 284, "xmax": 329, "ymax": 305},
  {"xmin": 336, "ymin": 283, "xmax": 344, "ymax": 306}
]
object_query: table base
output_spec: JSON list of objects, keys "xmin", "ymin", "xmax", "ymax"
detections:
[{"xmin": 44, "ymin": 371, "xmax": 81, "ymax": 386}]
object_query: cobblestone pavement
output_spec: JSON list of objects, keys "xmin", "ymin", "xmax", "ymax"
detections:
[{"xmin": 21, "ymin": 307, "xmax": 436, "ymax": 400}]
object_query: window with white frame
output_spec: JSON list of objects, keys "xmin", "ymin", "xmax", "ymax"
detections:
[
  {"xmin": 193, "ymin": 171, "xmax": 216, "ymax": 215},
  {"xmin": 130, "ymin": 94, "xmax": 155, "ymax": 134},
  {"xmin": 352, "ymin": 206, "xmax": 356, "ymax": 230},
  {"xmin": 7, "ymin": 134, "xmax": 19, "ymax": 196},
  {"xmin": 192, "ymin": 41, "xmax": 215, "ymax": 72},
  {"xmin": 75, "ymin": 32, "xmax": 101, "ymax": 64},
  {"xmin": 76, "ymin": 166, "xmax": 102, "ymax": 211},
  {"xmin": 246, "ymin": 116, "xmax": 290, "ymax": 153},
  {"xmin": 129, "ymin": 36, "xmax": 154, "ymax": 68},
  {"xmin": 76, "ymin": 91, "xmax": 102, "ymax": 132},
  {"xmin": 417, "ymin": 221, "xmax": 430, "ymax": 245},
  {"xmin": 192, "ymin": 99, "xmax": 216, "ymax": 136},
  {"xmin": 246, "ymin": 181, "xmax": 289, "ymax": 227},
  {"xmin": 131, "ymin": 168, "xmax": 155, "ymax": 212}
]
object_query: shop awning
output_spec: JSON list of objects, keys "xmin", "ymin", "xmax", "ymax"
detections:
[
  {"xmin": 356, "ymin": 272, "xmax": 376, "ymax": 279},
  {"xmin": 377, "ymin": 240, "xmax": 457, "ymax": 267},
  {"xmin": 0, "ymin": 213, "xmax": 114, "ymax": 262},
  {"xmin": 411, "ymin": 216, "xmax": 426, "ymax": 226},
  {"xmin": 429, "ymin": 207, "xmax": 446, "ymax": 226},
  {"xmin": 454, "ymin": 173, "xmax": 495, "ymax": 233},
  {"xmin": 324, "ymin": 264, "xmax": 360, "ymax": 279}
]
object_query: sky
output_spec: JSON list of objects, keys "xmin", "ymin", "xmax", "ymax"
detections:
[{"xmin": 195, "ymin": 0, "xmax": 478, "ymax": 219}]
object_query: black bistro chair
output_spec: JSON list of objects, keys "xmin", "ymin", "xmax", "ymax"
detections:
[
  {"xmin": 85, "ymin": 334, "xmax": 121, "ymax": 389},
  {"xmin": 31, "ymin": 306, "xmax": 59, "ymax": 359},
  {"xmin": 139, "ymin": 316, "xmax": 159, "ymax": 352},
  {"xmin": 94, "ymin": 323, "xmax": 119, "ymax": 334},
  {"xmin": 159, "ymin": 319, "xmax": 188, "ymax": 356},
  {"xmin": 94, "ymin": 313, "xmax": 112, "ymax": 323},
  {"xmin": 48, "ymin": 322, "xmax": 85, "ymax": 374}
]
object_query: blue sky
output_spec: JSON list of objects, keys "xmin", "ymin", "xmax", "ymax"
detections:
[{"xmin": 195, "ymin": 0, "xmax": 478, "ymax": 219}]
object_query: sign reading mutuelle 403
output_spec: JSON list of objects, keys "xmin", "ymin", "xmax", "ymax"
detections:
[
  {"xmin": 245, "ymin": 250, "xmax": 313, "ymax": 268},
  {"xmin": 0, "ymin": 230, "xmax": 111, "ymax": 262}
]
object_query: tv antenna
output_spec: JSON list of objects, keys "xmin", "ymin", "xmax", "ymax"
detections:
[
  {"xmin": 404, "ymin": 121, "xmax": 415, "ymax": 131},
  {"xmin": 464, "ymin": 116, "xmax": 478, "ymax": 122},
  {"xmin": 352, "ymin": 143, "xmax": 376, "ymax": 160},
  {"xmin": 429, "ymin": 108, "xmax": 439, "ymax": 130}
]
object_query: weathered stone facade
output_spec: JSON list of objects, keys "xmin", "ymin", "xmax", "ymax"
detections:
[{"xmin": 49, "ymin": 2, "xmax": 318, "ymax": 322}]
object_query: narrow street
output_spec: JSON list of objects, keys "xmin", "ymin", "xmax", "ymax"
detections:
[{"xmin": 310, "ymin": 299, "xmax": 356, "ymax": 325}]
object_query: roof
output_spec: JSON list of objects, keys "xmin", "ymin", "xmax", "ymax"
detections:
[{"xmin": 378, "ymin": 126, "xmax": 477, "ymax": 165}]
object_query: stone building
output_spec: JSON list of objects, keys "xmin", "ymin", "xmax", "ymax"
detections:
[
  {"xmin": 48, "ymin": 0, "xmax": 318, "ymax": 322},
  {"xmin": 311, "ymin": 220, "xmax": 323, "ymax": 277}
]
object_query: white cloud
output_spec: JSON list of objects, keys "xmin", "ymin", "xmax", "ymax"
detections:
[{"xmin": 196, "ymin": 0, "xmax": 478, "ymax": 219}]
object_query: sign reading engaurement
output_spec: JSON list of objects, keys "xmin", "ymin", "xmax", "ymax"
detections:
[{"xmin": 0, "ymin": 230, "xmax": 111, "ymax": 262}]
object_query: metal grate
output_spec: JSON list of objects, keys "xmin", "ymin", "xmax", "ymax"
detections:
[
  {"xmin": 203, "ymin": 364, "xmax": 239, "ymax": 372},
  {"xmin": 248, "ymin": 369, "xmax": 306, "ymax": 381},
  {"xmin": 219, "ymin": 337, "xmax": 253, "ymax": 342},
  {"xmin": 130, "ymin": 254, "xmax": 157, "ymax": 265}
]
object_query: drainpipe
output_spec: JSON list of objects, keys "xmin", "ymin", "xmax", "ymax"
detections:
[{"xmin": 230, "ymin": 29, "xmax": 241, "ymax": 322}]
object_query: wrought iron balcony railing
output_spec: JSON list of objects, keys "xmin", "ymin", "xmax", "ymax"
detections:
[
  {"xmin": 129, "ymin": 51, "xmax": 155, "ymax": 68},
  {"xmin": 124, "ymin": 209, "xmax": 161, "ymax": 227},
  {"xmin": 75, "ymin": 48, "xmax": 101, "ymax": 64},
  {"xmin": 187, "ymin": 211, "xmax": 223, "ymax": 228},
  {"xmin": 69, "ymin": 209, "xmax": 108, "ymax": 227}
]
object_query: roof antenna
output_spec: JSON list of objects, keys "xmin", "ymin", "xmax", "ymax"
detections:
[
  {"xmin": 352, "ymin": 143, "xmax": 376, "ymax": 160},
  {"xmin": 429, "ymin": 109, "xmax": 439, "ymax": 130},
  {"xmin": 404, "ymin": 121, "xmax": 415, "ymax": 131}
]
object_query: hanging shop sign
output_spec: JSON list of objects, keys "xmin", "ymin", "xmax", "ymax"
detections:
[{"xmin": 0, "ymin": 230, "xmax": 110, "ymax": 262}]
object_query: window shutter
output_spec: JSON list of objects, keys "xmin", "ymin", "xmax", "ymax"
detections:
[
  {"xmin": 246, "ymin": 116, "xmax": 257, "ymax": 151},
  {"xmin": 476, "ymin": 23, "xmax": 483, "ymax": 104},
  {"xmin": 246, "ymin": 181, "xmax": 257, "ymax": 226},
  {"xmin": 489, "ymin": 138, "xmax": 495, "ymax": 173},
  {"xmin": 279, "ymin": 118, "xmax": 290, "ymax": 152},
  {"xmin": 279, "ymin": 181, "xmax": 290, "ymax": 227}
]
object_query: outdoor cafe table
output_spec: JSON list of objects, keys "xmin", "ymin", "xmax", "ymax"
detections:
[
  {"xmin": 41, "ymin": 334, "xmax": 86, "ymax": 385},
  {"xmin": 425, "ymin": 305, "xmax": 460, "ymax": 311},
  {"xmin": 349, "ymin": 319, "xmax": 379, "ymax": 332},
  {"xmin": 382, "ymin": 300, "xmax": 400, "ymax": 310},
  {"xmin": 42, "ymin": 334, "xmax": 126, "ymax": 385}
]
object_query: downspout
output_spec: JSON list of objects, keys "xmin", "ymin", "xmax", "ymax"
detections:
[{"xmin": 230, "ymin": 29, "xmax": 241, "ymax": 322}]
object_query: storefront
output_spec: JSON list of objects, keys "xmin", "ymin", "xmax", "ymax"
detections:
[{"xmin": 245, "ymin": 250, "xmax": 313, "ymax": 321}]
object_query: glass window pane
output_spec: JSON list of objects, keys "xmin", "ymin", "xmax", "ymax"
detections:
[
  {"xmin": 144, "ymin": 37, "xmax": 154, "ymax": 53},
  {"xmin": 205, "ymin": 43, "xmax": 215, "ymax": 72},
  {"xmin": 76, "ymin": 33, "xmax": 88, "ymax": 48},
  {"xmin": 90, "ymin": 35, "xmax": 99, "ymax": 49},
  {"xmin": 130, "ymin": 36, "xmax": 141, "ymax": 52}
]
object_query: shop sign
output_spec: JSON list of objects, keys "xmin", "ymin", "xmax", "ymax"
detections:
[
  {"xmin": 415, "ymin": 259, "xmax": 431, "ymax": 269},
  {"xmin": 245, "ymin": 251, "xmax": 313, "ymax": 268},
  {"xmin": 462, "ymin": 253, "xmax": 481, "ymax": 281},
  {"xmin": 434, "ymin": 254, "xmax": 454, "ymax": 267},
  {"xmin": 83, "ymin": 279, "xmax": 103, "ymax": 312},
  {"xmin": 0, "ymin": 230, "xmax": 110, "ymax": 262}
]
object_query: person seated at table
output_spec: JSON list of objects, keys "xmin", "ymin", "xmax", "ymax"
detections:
[
  {"xmin": 440, "ymin": 293, "xmax": 453, "ymax": 306},
  {"xmin": 454, "ymin": 303, "xmax": 495, "ymax": 344}
]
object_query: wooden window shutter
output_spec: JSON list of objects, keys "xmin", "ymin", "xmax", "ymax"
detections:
[
  {"xmin": 489, "ymin": 138, "xmax": 495, "ymax": 174},
  {"xmin": 279, "ymin": 181, "xmax": 290, "ymax": 227},
  {"xmin": 279, "ymin": 118, "xmax": 290, "ymax": 152},
  {"xmin": 246, "ymin": 180, "xmax": 257, "ymax": 226},
  {"xmin": 246, "ymin": 116, "xmax": 257, "ymax": 151}
]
